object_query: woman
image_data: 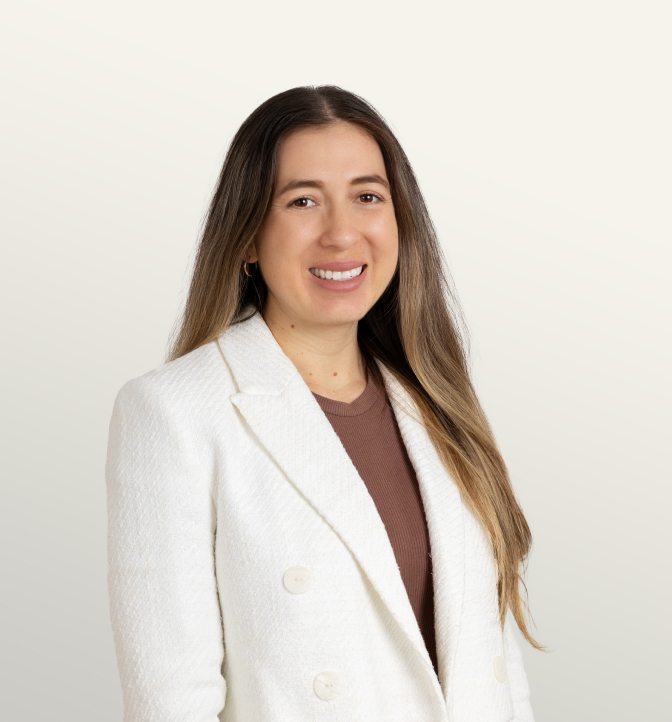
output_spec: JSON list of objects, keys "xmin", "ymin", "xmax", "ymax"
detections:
[{"xmin": 106, "ymin": 85, "xmax": 539, "ymax": 722}]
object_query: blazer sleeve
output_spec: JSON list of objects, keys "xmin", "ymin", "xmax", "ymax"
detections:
[
  {"xmin": 503, "ymin": 615, "xmax": 535, "ymax": 722},
  {"xmin": 106, "ymin": 376, "xmax": 226, "ymax": 721}
]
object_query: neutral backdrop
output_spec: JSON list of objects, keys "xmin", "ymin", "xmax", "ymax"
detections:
[{"xmin": 1, "ymin": 1, "xmax": 670, "ymax": 720}]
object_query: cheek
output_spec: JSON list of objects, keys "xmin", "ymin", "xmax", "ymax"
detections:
[
  {"xmin": 258, "ymin": 215, "xmax": 314, "ymax": 269},
  {"xmin": 371, "ymin": 216, "xmax": 399, "ymax": 274},
  {"xmin": 256, "ymin": 222, "xmax": 310, "ymax": 301}
]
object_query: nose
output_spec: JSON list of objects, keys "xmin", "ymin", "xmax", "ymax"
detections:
[{"xmin": 319, "ymin": 202, "xmax": 361, "ymax": 250}]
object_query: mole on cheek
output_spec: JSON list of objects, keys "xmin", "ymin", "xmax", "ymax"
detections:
[
  {"xmin": 334, "ymin": 372, "xmax": 337, "ymax": 376},
  {"xmin": 291, "ymin": 325, "xmax": 294, "ymax": 329}
]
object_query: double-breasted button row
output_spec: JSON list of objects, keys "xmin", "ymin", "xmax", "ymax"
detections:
[
  {"xmin": 283, "ymin": 566, "xmax": 341, "ymax": 700},
  {"xmin": 282, "ymin": 569, "xmax": 509, "ymax": 695}
]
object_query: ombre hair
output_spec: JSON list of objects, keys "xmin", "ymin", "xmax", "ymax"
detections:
[{"xmin": 169, "ymin": 85, "xmax": 541, "ymax": 648}]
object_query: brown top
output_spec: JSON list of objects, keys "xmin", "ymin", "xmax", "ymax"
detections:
[{"xmin": 313, "ymin": 371, "xmax": 438, "ymax": 675}]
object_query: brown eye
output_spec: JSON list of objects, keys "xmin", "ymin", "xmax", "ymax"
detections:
[
  {"xmin": 360, "ymin": 193, "xmax": 377, "ymax": 203},
  {"xmin": 291, "ymin": 197, "xmax": 315, "ymax": 208}
]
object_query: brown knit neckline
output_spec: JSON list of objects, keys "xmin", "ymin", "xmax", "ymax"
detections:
[{"xmin": 312, "ymin": 371, "xmax": 383, "ymax": 417}]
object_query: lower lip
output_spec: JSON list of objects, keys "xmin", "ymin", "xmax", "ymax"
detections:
[{"xmin": 308, "ymin": 266, "xmax": 367, "ymax": 292}]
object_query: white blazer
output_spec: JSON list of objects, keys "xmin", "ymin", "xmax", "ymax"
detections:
[{"xmin": 106, "ymin": 312, "xmax": 534, "ymax": 722}]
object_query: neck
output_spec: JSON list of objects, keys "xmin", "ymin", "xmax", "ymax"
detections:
[{"xmin": 262, "ymin": 300, "xmax": 367, "ymax": 403}]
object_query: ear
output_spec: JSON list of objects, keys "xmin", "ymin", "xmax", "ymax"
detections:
[{"xmin": 245, "ymin": 243, "xmax": 259, "ymax": 264}]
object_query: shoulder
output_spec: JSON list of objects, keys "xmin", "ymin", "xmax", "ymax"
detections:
[{"xmin": 113, "ymin": 339, "xmax": 236, "ymax": 426}]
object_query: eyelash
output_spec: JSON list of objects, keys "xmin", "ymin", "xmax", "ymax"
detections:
[{"xmin": 289, "ymin": 193, "xmax": 384, "ymax": 208}]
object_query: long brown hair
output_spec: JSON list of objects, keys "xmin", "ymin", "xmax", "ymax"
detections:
[{"xmin": 169, "ymin": 86, "xmax": 541, "ymax": 648}]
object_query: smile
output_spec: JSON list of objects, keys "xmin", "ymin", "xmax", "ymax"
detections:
[{"xmin": 309, "ymin": 266, "xmax": 364, "ymax": 281}]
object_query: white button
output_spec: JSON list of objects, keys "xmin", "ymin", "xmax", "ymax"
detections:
[
  {"xmin": 314, "ymin": 670, "xmax": 341, "ymax": 700},
  {"xmin": 283, "ymin": 566, "xmax": 312, "ymax": 594},
  {"xmin": 493, "ymin": 655, "xmax": 507, "ymax": 683}
]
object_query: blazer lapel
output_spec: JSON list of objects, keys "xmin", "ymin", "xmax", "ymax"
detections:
[
  {"xmin": 217, "ymin": 313, "xmax": 444, "ymax": 701},
  {"xmin": 379, "ymin": 365, "xmax": 466, "ymax": 710}
]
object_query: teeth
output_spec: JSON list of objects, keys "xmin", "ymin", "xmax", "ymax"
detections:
[{"xmin": 310, "ymin": 266, "xmax": 363, "ymax": 281}]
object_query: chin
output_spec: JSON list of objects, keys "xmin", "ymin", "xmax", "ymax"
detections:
[{"xmin": 310, "ymin": 298, "xmax": 370, "ymax": 326}]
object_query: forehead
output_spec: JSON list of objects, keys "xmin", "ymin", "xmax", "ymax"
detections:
[{"xmin": 275, "ymin": 122, "xmax": 386, "ymax": 182}]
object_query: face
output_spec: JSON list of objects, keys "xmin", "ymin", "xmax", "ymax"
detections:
[{"xmin": 248, "ymin": 122, "xmax": 399, "ymax": 330}]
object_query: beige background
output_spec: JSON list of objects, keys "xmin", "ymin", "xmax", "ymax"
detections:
[{"xmin": 1, "ymin": 1, "xmax": 670, "ymax": 719}]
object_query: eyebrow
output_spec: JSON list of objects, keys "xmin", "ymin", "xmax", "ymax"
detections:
[{"xmin": 277, "ymin": 174, "xmax": 390, "ymax": 196}]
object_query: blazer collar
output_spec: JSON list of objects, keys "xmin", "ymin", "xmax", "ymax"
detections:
[
  {"xmin": 217, "ymin": 311, "xmax": 297, "ymax": 396},
  {"xmin": 218, "ymin": 312, "xmax": 459, "ymax": 715}
]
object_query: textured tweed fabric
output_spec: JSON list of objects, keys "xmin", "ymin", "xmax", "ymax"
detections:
[{"xmin": 106, "ymin": 311, "xmax": 534, "ymax": 722}]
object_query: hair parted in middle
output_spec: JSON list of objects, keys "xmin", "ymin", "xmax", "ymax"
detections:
[{"xmin": 169, "ymin": 85, "xmax": 541, "ymax": 649}]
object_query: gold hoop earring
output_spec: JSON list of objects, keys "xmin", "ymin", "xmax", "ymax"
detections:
[{"xmin": 243, "ymin": 260, "xmax": 257, "ymax": 277}]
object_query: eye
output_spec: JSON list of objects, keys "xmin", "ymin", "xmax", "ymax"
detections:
[
  {"xmin": 358, "ymin": 193, "xmax": 382, "ymax": 204},
  {"xmin": 291, "ymin": 197, "xmax": 316, "ymax": 208}
]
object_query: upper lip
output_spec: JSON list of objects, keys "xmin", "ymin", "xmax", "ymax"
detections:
[{"xmin": 309, "ymin": 260, "xmax": 366, "ymax": 272}]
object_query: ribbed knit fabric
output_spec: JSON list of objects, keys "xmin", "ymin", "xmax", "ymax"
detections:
[{"xmin": 313, "ymin": 372, "xmax": 439, "ymax": 675}]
